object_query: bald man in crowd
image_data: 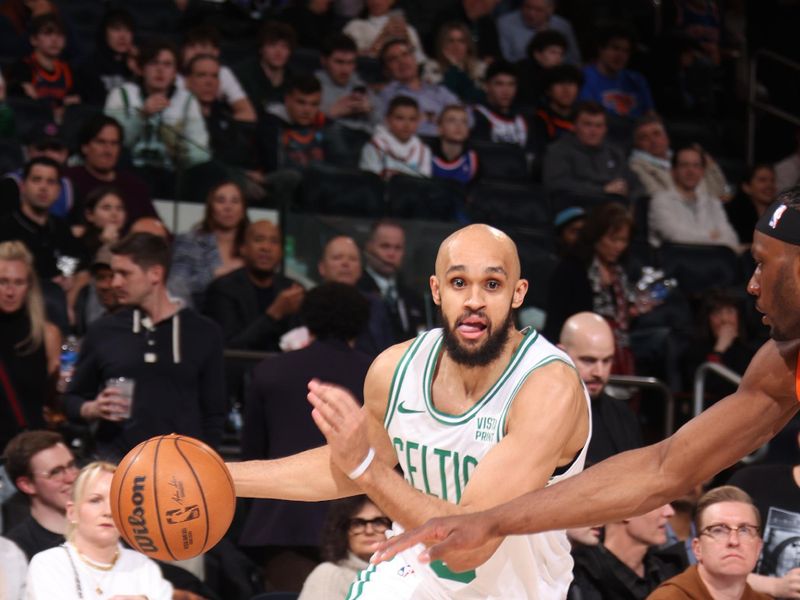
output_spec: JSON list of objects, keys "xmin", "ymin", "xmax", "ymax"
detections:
[
  {"xmin": 205, "ymin": 220, "xmax": 303, "ymax": 351},
  {"xmin": 228, "ymin": 224, "xmax": 591, "ymax": 598},
  {"xmin": 559, "ymin": 312, "xmax": 643, "ymax": 464},
  {"xmin": 317, "ymin": 235, "xmax": 393, "ymax": 356}
]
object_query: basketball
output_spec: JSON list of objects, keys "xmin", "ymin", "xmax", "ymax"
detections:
[{"xmin": 110, "ymin": 434, "xmax": 235, "ymax": 561}]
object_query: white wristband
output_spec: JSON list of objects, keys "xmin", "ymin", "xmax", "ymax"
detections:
[{"xmin": 348, "ymin": 448, "xmax": 376, "ymax": 480}]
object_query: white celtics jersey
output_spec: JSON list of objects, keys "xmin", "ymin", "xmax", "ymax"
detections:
[{"xmin": 381, "ymin": 327, "xmax": 592, "ymax": 599}]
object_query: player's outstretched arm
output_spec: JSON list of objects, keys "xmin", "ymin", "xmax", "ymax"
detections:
[
  {"xmin": 312, "ymin": 357, "xmax": 588, "ymax": 532},
  {"xmin": 375, "ymin": 340, "xmax": 800, "ymax": 571}
]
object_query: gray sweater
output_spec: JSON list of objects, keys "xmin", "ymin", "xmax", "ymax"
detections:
[{"xmin": 543, "ymin": 133, "xmax": 642, "ymax": 199}]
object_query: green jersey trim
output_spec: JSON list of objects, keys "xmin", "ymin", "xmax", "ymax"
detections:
[
  {"xmin": 496, "ymin": 356, "xmax": 574, "ymax": 442},
  {"xmin": 422, "ymin": 328, "xmax": 539, "ymax": 426},
  {"xmin": 346, "ymin": 563, "xmax": 378, "ymax": 600},
  {"xmin": 384, "ymin": 332, "xmax": 430, "ymax": 429}
]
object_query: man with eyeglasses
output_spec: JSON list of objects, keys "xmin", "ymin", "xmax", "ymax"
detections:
[
  {"xmin": 2, "ymin": 430, "xmax": 78, "ymax": 560},
  {"xmin": 647, "ymin": 486, "xmax": 769, "ymax": 599}
]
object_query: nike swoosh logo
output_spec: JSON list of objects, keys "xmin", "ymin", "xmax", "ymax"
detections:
[{"xmin": 397, "ymin": 401, "xmax": 425, "ymax": 414}]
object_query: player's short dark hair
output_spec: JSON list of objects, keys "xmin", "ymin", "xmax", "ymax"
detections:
[
  {"xmin": 671, "ymin": 144, "xmax": 707, "ymax": 169},
  {"xmin": 184, "ymin": 24, "xmax": 221, "ymax": 48},
  {"xmin": 573, "ymin": 100, "xmax": 606, "ymax": 120},
  {"xmin": 79, "ymin": 114, "xmax": 124, "ymax": 148},
  {"xmin": 287, "ymin": 73, "xmax": 322, "ymax": 95},
  {"xmin": 387, "ymin": 95, "xmax": 419, "ymax": 115},
  {"xmin": 4, "ymin": 430, "xmax": 66, "ymax": 491},
  {"xmin": 111, "ymin": 233, "xmax": 172, "ymax": 276},
  {"xmin": 485, "ymin": 60, "xmax": 517, "ymax": 83},
  {"xmin": 23, "ymin": 156, "xmax": 61, "ymax": 180},
  {"xmin": 527, "ymin": 29, "xmax": 568, "ymax": 57},
  {"xmin": 693, "ymin": 485, "xmax": 761, "ymax": 532},
  {"xmin": 29, "ymin": 13, "xmax": 64, "ymax": 36},
  {"xmin": 137, "ymin": 38, "xmax": 178, "ymax": 70},
  {"xmin": 544, "ymin": 64, "xmax": 583, "ymax": 89},
  {"xmin": 301, "ymin": 282, "xmax": 369, "ymax": 341},
  {"xmin": 321, "ymin": 32, "xmax": 358, "ymax": 57},
  {"xmin": 258, "ymin": 20, "xmax": 296, "ymax": 50}
]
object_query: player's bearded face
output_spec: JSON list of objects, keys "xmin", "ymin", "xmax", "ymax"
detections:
[{"xmin": 440, "ymin": 303, "xmax": 515, "ymax": 367}]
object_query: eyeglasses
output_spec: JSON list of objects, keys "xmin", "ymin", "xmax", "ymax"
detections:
[
  {"xmin": 35, "ymin": 460, "xmax": 79, "ymax": 481},
  {"xmin": 700, "ymin": 523, "xmax": 761, "ymax": 541},
  {"xmin": 348, "ymin": 516, "xmax": 392, "ymax": 534}
]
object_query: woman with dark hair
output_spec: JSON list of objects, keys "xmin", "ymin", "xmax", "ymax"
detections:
[
  {"xmin": 77, "ymin": 8, "xmax": 138, "ymax": 105},
  {"xmin": 423, "ymin": 21, "xmax": 486, "ymax": 104},
  {"xmin": 298, "ymin": 496, "xmax": 391, "ymax": 600},
  {"xmin": 724, "ymin": 163, "xmax": 777, "ymax": 245},
  {"xmin": 76, "ymin": 186, "xmax": 127, "ymax": 257},
  {"xmin": 169, "ymin": 180, "xmax": 248, "ymax": 307},
  {"xmin": 0, "ymin": 241, "xmax": 60, "ymax": 451},
  {"xmin": 544, "ymin": 202, "xmax": 645, "ymax": 374}
]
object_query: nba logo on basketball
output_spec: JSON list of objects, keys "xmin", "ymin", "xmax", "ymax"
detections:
[{"xmin": 110, "ymin": 434, "xmax": 236, "ymax": 561}]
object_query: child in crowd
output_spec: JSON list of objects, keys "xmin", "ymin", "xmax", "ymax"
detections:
[
  {"xmin": 534, "ymin": 64, "xmax": 583, "ymax": 145},
  {"xmin": 359, "ymin": 95, "xmax": 431, "ymax": 179},
  {"xmin": 430, "ymin": 105, "xmax": 478, "ymax": 185},
  {"xmin": 6, "ymin": 13, "xmax": 79, "ymax": 117},
  {"xmin": 264, "ymin": 74, "xmax": 327, "ymax": 170},
  {"xmin": 470, "ymin": 61, "xmax": 532, "ymax": 151}
]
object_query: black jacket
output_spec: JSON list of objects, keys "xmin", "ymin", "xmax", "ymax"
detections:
[
  {"xmin": 204, "ymin": 268, "xmax": 300, "ymax": 352},
  {"xmin": 587, "ymin": 391, "xmax": 643, "ymax": 465}
]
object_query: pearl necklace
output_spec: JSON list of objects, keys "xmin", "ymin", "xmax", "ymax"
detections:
[{"xmin": 76, "ymin": 547, "xmax": 120, "ymax": 595}]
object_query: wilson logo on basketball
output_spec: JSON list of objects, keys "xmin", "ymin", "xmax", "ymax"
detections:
[{"xmin": 127, "ymin": 475, "xmax": 159, "ymax": 553}]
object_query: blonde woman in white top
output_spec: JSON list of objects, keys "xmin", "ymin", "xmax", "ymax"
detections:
[{"xmin": 25, "ymin": 462, "xmax": 173, "ymax": 600}]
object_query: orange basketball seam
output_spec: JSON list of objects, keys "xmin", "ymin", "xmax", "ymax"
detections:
[
  {"xmin": 174, "ymin": 436, "xmax": 234, "ymax": 489},
  {"xmin": 113, "ymin": 439, "xmax": 148, "ymax": 543},
  {"xmin": 173, "ymin": 437, "xmax": 211, "ymax": 554},
  {"xmin": 153, "ymin": 435, "xmax": 178, "ymax": 561}
]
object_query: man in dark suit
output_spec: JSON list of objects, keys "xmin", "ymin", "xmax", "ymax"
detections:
[
  {"xmin": 559, "ymin": 311, "xmax": 643, "ymax": 465},
  {"xmin": 239, "ymin": 282, "xmax": 372, "ymax": 592},
  {"xmin": 204, "ymin": 220, "xmax": 304, "ymax": 351},
  {"xmin": 357, "ymin": 219, "xmax": 426, "ymax": 344}
]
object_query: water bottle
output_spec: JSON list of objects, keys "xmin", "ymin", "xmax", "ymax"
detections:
[{"xmin": 58, "ymin": 335, "xmax": 80, "ymax": 393}]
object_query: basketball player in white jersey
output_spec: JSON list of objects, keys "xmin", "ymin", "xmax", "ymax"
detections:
[{"xmin": 228, "ymin": 224, "xmax": 591, "ymax": 599}]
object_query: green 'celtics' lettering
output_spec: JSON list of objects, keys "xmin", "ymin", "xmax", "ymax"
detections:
[
  {"xmin": 394, "ymin": 438, "xmax": 478, "ymax": 503},
  {"xmin": 405, "ymin": 441, "xmax": 419, "ymax": 487}
]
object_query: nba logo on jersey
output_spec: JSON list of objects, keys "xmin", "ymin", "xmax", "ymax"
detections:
[{"xmin": 397, "ymin": 565, "xmax": 415, "ymax": 578}]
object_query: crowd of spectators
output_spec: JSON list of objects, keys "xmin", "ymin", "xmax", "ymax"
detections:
[{"xmin": 1, "ymin": 0, "xmax": 800, "ymax": 598}]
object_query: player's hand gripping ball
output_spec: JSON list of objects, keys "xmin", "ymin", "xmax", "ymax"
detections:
[{"xmin": 110, "ymin": 434, "xmax": 235, "ymax": 561}]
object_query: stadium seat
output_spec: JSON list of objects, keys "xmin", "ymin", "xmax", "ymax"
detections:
[
  {"xmin": 659, "ymin": 242, "xmax": 740, "ymax": 296},
  {"xmin": 470, "ymin": 139, "xmax": 530, "ymax": 182},
  {"xmin": 5, "ymin": 97, "xmax": 53, "ymax": 141},
  {"xmin": 507, "ymin": 227, "xmax": 558, "ymax": 309},
  {"xmin": 548, "ymin": 190, "xmax": 630, "ymax": 214},
  {"xmin": 469, "ymin": 181, "xmax": 550, "ymax": 229},
  {"xmin": 0, "ymin": 139, "xmax": 24, "ymax": 174},
  {"xmin": 386, "ymin": 175, "xmax": 465, "ymax": 221},
  {"xmin": 288, "ymin": 47, "xmax": 321, "ymax": 75},
  {"xmin": 59, "ymin": 104, "xmax": 104, "ymax": 153},
  {"xmin": 356, "ymin": 56, "xmax": 383, "ymax": 84},
  {"xmin": 298, "ymin": 163, "xmax": 385, "ymax": 217}
]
